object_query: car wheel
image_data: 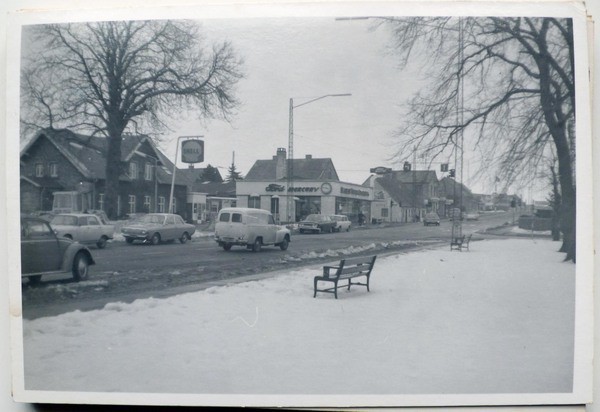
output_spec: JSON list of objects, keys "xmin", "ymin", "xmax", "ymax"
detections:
[
  {"xmin": 279, "ymin": 237, "xmax": 289, "ymax": 251},
  {"xmin": 97, "ymin": 236, "xmax": 108, "ymax": 249},
  {"xmin": 299, "ymin": 229, "xmax": 305, "ymax": 234},
  {"xmin": 125, "ymin": 237, "xmax": 134, "ymax": 244},
  {"xmin": 72, "ymin": 252, "xmax": 90, "ymax": 281},
  {"xmin": 28, "ymin": 275, "xmax": 41, "ymax": 286},
  {"xmin": 179, "ymin": 232, "xmax": 190, "ymax": 244},
  {"xmin": 150, "ymin": 233, "xmax": 161, "ymax": 245},
  {"xmin": 222, "ymin": 244, "xmax": 232, "ymax": 251},
  {"xmin": 252, "ymin": 238, "xmax": 262, "ymax": 252}
]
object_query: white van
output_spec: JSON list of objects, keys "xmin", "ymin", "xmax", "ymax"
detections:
[{"xmin": 214, "ymin": 207, "xmax": 291, "ymax": 252}]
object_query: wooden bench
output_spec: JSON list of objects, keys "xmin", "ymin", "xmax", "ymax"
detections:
[
  {"xmin": 450, "ymin": 234, "xmax": 472, "ymax": 251},
  {"xmin": 313, "ymin": 255, "xmax": 377, "ymax": 299}
]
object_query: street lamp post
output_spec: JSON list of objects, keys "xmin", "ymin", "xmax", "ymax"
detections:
[
  {"xmin": 149, "ymin": 156, "xmax": 162, "ymax": 213},
  {"xmin": 286, "ymin": 93, "xmax": 351, "ymax": 223}
]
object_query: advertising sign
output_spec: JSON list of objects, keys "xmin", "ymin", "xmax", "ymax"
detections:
[{"xmin": 181, "ymin": 139, "xmax": 204, "ymax": 164}]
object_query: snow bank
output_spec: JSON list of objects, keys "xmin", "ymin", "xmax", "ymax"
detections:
[{"xmin": 22, "ymin": 238, "xmax": 575, "ymax": 397}]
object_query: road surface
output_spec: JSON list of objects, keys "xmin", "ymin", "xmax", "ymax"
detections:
[{"xmin": 21, "ymin": 211, "xmax": 516, "ymax": 319}]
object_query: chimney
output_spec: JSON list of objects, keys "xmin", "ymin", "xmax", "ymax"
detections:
[
  {"xmin": 275, "ymin": 147, "xmax": 286, "ymax": 180},
  {"xmin": 305, "ymin": 154, "xmax": 312, "ymax": 160}
]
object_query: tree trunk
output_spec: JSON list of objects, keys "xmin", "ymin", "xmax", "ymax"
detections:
[
  {"xmin": 536, "ymin": 42, "xmax": 576, "ymax": 262},
  {"xmin": 105, "ymin": 134, "xmax": 123, "ymax": 220}
]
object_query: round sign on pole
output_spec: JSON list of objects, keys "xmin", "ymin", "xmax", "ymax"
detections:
[{"xmin": 181, "ymin": 139, "xmax": 204, "ymax": 164}]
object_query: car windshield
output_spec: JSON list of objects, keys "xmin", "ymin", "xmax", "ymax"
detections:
[
  {"xmin": 51, "ymin": 215, "xmax": 78, "ymax": 226},
  {"xmin": 138, "ymin": 214, "xmax": 165, "ymax": 224}
]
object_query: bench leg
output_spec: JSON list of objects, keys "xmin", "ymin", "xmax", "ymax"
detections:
[
  {"xmin": 334, "ymin": 279, "xmax": 339, "ymax": 299},
  {"xmin": 313, "ymin": 277, "xmax": 318, "ymax": 298}
]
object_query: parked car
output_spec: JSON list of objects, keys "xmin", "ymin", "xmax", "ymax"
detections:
[
  {"xmin": 423, "ymin": 212, "xmax": 441, "ymax": 226},
  {"xmin": 21, "ymin": 217, "xmax": 95, "ymax": 285},
  {"xmin": 214, "ymin": 207, "xmax": 291, "ymax": 252},
  {"xmin": 298, "ymin": 214, "xmax": 336, "ymax": 234},
  {"xmin": 121, "ymin": 213, "xmax": 196, "ymax": 245},
  {"xmin": 50, "ymin": 213, "xmax": 115, "ymax": 248},
  {"xmin": 329, "ymin": 214, "xmax": 352, "ymax": 232},
  {"xmin": 465, "ymin": 212, "xmax": 480, "ymax": 221}
]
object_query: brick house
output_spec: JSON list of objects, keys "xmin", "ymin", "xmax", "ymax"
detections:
[{"xmin": 20, "ymin": 128, "xmax": 189, "ymax": 219}]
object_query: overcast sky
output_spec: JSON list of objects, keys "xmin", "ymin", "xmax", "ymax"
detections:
[{"xmin": 161, "ymin": 17, "xmax": 427, "ymax": 185}]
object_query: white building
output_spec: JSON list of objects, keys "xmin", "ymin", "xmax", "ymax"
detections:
[{"xmin": 236, "ymin": 148, "xmax": 373, "ymax": 224}]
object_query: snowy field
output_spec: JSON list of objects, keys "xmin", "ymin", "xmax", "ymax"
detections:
[{"xmin": 21, "ymin": 238, "xmax": 576, "ymax": 400}]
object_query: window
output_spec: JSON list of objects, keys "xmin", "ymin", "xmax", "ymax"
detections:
[
  {"xmin": 87, "ymin": 216, "xmax": 100, "ymax": 226},
  {"xmin": 219, "ymin": 213, "xmax": 230, "ymax": 222},
  {"xmin": 248, "ymin": 196, "xmax": 260, "ymax": 209},
  {"xmin": 129, "ymin": 162, "xmax": 138, "ymax": 180},
  {"xmin": 117, "ymin": 195, "xmax": 121, "ymax": 216},
  {"xmin": 171, "ymin": 197, "xmax": 176, "ymax": 213},
  {"xmin": 98, "ymin": 194, "xmax": 104, "ymax": 211},
  {"xmin": 49, "ymin": 162, "xmax": 58, "ymax": 177},
  {"xmin": 381, "ymin": 208, "xmax": 389, "ymax": 218},
  {"xmin": 158, "ymin": 196, "xmax": 165, "ymax": 213},
  {"xmin": 165, "ymin": 215, "xmax": 175, "ymax": 225},
  {"xmin": 232, "ymin": 213, "xmax": 242, "ymax": 223},
  {"xmin": 128, "ymin": 195, "xmax": 136, "ymax": 214},
  {"xmin": 145, "ymin": 163, "xmax": 153, "ymax": 181},
  {"xmin": 35, "ymin": 163, "xmax": 44, "ymax": 177},
  {"xmin": 144, "ymin": 196, "xmax": 151, "ymax": 211}
]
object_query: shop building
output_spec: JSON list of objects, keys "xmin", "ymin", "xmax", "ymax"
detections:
[{"xmin": 236, "ymin": 148, "xmax": 372, "ymax": 223}]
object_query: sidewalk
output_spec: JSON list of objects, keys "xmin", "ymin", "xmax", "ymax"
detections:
[{"xmin": 21, "ymin": 237, "xmax": 577, "ymax": 405}]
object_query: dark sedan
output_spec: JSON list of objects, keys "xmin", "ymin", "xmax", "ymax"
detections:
[
  {"xmin": 21, "ymin": 217, "xmax": 95, "ymax": 285},
  {"xmin": 298, "ymin": 214, "xmax": 336, "ymax": 234}
]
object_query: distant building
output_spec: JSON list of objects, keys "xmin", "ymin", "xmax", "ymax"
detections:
[
  {"xmin": 20, "ymin": 128, "xmax": 188, "ymax": 219},
  {"xmin": 364, "ymin": 169, "xmax": 442, "ymax": 222}
]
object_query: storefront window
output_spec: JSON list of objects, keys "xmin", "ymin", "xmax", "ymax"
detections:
[
  {"xmin": 296, "ymin": 196, "xmax": 320, "ymax": 221},
  {"xmin": 335, "ymin": 198, "xmax": 371, "ymax": 224}
]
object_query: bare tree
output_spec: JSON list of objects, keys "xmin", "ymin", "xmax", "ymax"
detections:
[
  {"xmin": 21, "ymin": 20, "xmax": 244, "ymax": 219},
  {"xmin": 382, "ymin": 17, "xmax": 576, "ymax": 261}
]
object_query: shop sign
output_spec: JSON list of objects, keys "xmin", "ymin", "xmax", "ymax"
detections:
[
  {"xmin": 369, "ymin": 166, "xmax": 392, "ymax": 174},
  {"xmin": 265, "ymin": 183, "xmax": 285, "ymax": 192},
  {"xmin": 288, "ymin": 186, "xmax": 319, "ymax": 193},
  {"xmin": 181, "ymin": 139, "xmax": 204, "ymax": 163},
  {"xmin": 340, "ymin": 187, "xmax": 370, "ymax": 197}
]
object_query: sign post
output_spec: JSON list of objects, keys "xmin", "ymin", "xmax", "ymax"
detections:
[{"xmin": 169, "ymin": 136, "xmax": 204, "ymax": 214}]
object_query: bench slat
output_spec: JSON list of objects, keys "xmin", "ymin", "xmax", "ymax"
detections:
[{"xmin": 340, "ymin": 256, "xmax": 376, "ymax": 266}]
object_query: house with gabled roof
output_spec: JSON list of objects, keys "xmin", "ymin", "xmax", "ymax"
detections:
[
  {"xmin": 236, "ymin": 148, "xmax": 372, "ymax": 223},
  {"xmin": 20, "ymin": 128, "xmax": 189, "ymax": 219},
  {"xmin": 364, "ymin": 169, "xmax": 444, "ymax": 222}
]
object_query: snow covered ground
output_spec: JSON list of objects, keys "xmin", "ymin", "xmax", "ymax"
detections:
[{"xmin": 20, "ymin": 237, "xmax": 577, "ymax": 405}]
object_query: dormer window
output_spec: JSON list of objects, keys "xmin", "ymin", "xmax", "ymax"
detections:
[
  {"xmin": 49, "ymin": 162, "xmax": 58, "ymax": 177},
  {"xmin": 145, "ymin": 163, "xmax": 153, "ymax": 181},
  {"xmin": 35, "ymin": 163, "xmax": 44, "ymax": 177},
  {"xmin": 129, "ymin": 161, "xmax": 138, "ymax": 180}
]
